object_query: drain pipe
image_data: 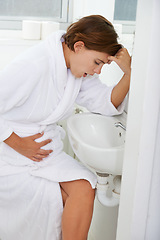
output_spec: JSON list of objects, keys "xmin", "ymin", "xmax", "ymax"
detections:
[{"xmin": 96, "ymin": 173, "xmax": 121, "ymax": 207}]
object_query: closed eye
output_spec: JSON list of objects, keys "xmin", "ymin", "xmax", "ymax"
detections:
[{"xmin": 95, "ymin": 61, "xmax": 100, "ymax": 65}]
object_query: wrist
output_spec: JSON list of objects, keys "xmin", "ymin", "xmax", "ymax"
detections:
[{"xmin": 4, "ymin": 132, "xmax": 21, "ymax": 150}]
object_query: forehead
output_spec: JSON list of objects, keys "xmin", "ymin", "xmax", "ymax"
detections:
[{"xmin": 84, "ymin": 49, "xmax": 110, "ymax": 63}]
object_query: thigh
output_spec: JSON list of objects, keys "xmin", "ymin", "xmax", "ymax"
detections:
[
  {"xmin": 60, "ymin": 179, "xmax": 94, "ymax": 197},
  {"xmin": 60, "ymin": 184, "xmax": 68, "ymax": 206}
]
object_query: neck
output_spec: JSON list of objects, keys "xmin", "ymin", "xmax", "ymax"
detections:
[{"xmin": 62, "ymin": 42, "xmax": 70, "ymax": 68}]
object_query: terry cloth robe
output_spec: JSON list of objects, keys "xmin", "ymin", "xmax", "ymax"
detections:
[{"xmin": 0, "ymin": 30, "xmax": 125, "ymax": 240}]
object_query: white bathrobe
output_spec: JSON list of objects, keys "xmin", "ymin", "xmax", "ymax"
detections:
[{"xmin": 0, "ymin": 30, "xmax": 125, "ymax": 240}]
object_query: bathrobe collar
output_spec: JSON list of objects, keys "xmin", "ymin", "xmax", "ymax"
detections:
[
  {"xmin": 40, "ymin": 31, "xmax": 83, "ymax": 125},
  {"xmin": 45, "ymin": 30, "xmax": 68, "ymax": 99}
]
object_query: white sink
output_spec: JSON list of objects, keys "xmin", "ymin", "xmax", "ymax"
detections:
[{"xmin": 67, "ymin": 113, "xmax": 126, "ymax": 175}]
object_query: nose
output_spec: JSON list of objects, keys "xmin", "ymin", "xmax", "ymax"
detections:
[{"xmin": 94, "ymin": 65, "xmax": 102, "ymax": 75}]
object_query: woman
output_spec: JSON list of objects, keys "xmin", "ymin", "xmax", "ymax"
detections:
[{"xmin": 0, "ymin": 15, "xmax": 131, "ymax": 240}]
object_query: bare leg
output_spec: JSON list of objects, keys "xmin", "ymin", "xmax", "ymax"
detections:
[
  {"xmin": 60, "ymin": 180, "xmax": 95, "ymax": 240},
  {"xmin": 60, "ymin": 185, "xmax": 68, "ymax": 206}
]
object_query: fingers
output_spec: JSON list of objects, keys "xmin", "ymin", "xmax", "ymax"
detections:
[
  {"xmin": 30, "ymin": 132, "xmax": 44, "ymax": 140},
  {"xmin": 31, "ymin": 156, "xmax": 42, "ymax": 162},
  {"xmin": 32, "ymin": 143, "xmax": 53, "ymax": 161},
  {"xmin": 38, "ymin": 139, "xmax": 52, "ymax": 148},
  {"xmin": 108, "ymin": 48, "xmax": 131, "ymax": 74},
  {"xmin": 30, "ymin": 133, "xmax": 52, "ymax": 148},
  {"xmin": 108, "ymin": 48, "xmax": 125, "ymax": 61},
  {"xmin": 32, "ymin": 146, "xmax": 53, "ymax": 161},
  {"xmin": 108, "ymin": 48, "xmax": 129, "ymax": 60},
  {"xmin": 38, "ymin": 149, "xmax": 53, "ymax": 155},
  {"xmin": 30, "ymin": 150, "xmax": 53, "ymax": 162},
  {"xmin": 25, "ymin": 132, "xmax": 54, "ymax": 162}
]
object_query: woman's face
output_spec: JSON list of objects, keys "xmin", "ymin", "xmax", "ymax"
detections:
[{"xmin": 68, "ymin": 41, "xmax": 111, "ymax": 78}]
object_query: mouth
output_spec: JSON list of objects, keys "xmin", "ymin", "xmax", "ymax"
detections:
[{"xmin": 83, "ymin": 73, "xmax": 87, "ymax": 77}]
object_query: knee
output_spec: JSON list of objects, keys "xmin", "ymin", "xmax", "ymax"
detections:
[
  {"xmin": 60, "ymin": 179, "xmax": 95, "ymax": 205},
  {"xmin": 77, "ymin": 180, "xmax": 95, "ymax": 203}
]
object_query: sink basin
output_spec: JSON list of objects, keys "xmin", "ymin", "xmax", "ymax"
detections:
[{"xmin": 67, "ymin": 113, "xmax": 126, "ymax": 175}]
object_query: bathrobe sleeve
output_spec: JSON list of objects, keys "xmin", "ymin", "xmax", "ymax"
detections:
[
  {"xmin": 0, "ymin": 59, "xmax": 40, "ymax": 142},
  {"xmin": 76, "ymin": 75, "xmax": 126, "ymax": 116}
]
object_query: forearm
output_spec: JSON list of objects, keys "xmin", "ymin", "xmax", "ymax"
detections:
[
  {"xmin": 111, "ymin": 72, "xmax": 130, "ymax": 108},
  {"xmin": 108, "ymin": 48, "xmax": 131, "ymax": 109}
]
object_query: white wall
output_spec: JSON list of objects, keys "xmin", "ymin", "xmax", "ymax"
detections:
[
  {"xmin": 116, "ymin": 0, "xmax": 160, "ymax": 239},
  {"xmin": 0, "ymin": 42, "xmax": 38, "ymax": 70}
]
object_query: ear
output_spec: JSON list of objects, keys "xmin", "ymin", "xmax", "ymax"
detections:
[{"xmin": 74, "ymin": 41, "xmax": 85, "ymax": 53}]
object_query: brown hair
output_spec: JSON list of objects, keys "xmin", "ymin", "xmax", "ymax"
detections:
[{"xmin": 63, "ymin": 15, "xmax": 122, "ymax": 56}]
